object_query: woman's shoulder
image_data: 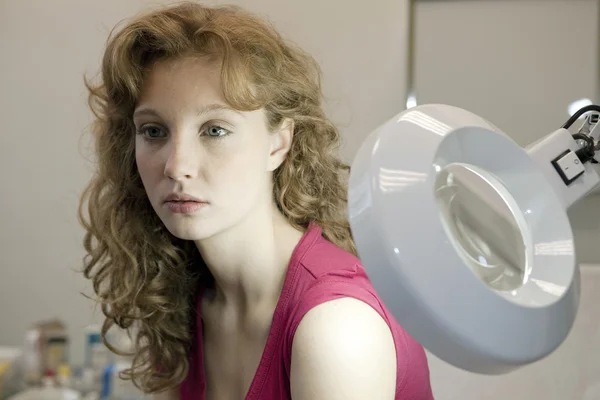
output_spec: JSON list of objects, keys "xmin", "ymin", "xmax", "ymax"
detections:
[
  {"xmin": 283, "ymin": 229, "xmax": 434, "ymax": 399},
  {"xmin": 287, "ymin": 222, "xmax": 425, "ymax": 358},
  {"xmin": 287, "ymin": 228, "xmax": 389, "ymax": 328}
]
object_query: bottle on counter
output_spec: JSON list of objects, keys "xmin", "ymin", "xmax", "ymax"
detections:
[
  {"xmin": 84, "ymin": 325, "xmax": 113, "ymax": 394},
  {"xmin": 57, "ymin": 364, "xmax": 72, "ymax": 388},
  {"xmin": 100, "ymin": 331, "xmax": 148, "ymax": 400}
]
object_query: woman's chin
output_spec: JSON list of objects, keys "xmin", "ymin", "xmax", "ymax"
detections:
[{"xmin": 163, "ymin": 222, "xmax": 215, "ymax": 241}]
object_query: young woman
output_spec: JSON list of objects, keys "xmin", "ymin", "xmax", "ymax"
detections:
[{"xmin": 79, "ymin": 2, "xmax": 433, "ymax": 399}]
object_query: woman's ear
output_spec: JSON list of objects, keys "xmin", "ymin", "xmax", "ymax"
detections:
[{"xmin": 268, "ymin": 118, "xmax": 294, "ymax": 172}]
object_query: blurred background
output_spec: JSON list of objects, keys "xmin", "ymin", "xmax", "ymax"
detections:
[{"xmin": 1, "ymin": 0, "xmax": 599, "ymax": 398}]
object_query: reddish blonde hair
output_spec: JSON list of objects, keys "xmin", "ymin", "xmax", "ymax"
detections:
[{"xmin": 79, "ymin": 2, "xmax": 354, "ymax": 392}]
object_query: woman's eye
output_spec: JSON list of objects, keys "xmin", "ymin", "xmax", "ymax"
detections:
[
  {"xmin": 138, "ymin": 125, "xmax": 166, "ymax": 139},
  {"xmin": 205, "ymin": 125, "xmax": 231, "ymax": 138}
]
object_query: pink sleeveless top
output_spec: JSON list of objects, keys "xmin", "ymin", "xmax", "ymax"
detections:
[{"xmin": 180, "ymin": 223, "xmax": 434, "ymax": 399}]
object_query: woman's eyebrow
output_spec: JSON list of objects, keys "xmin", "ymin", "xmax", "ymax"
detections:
[
  {"xmin": 132, "ymin": 104, "xmax": 244, "ymax": 120},
  {"xmin": 196, "ymin": 103, "xmax": 244, "ymax": 118},
  {"xmin": 133, "ymin": 107, "xmax": 161, "ymax": 120}
]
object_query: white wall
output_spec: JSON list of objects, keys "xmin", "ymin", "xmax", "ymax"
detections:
[
  {"xmin": 414, "ymin": 0, "xmax": 598, "ymax": 147},
  {"xmin": 0, "ymin": 0, "xmax": 409, "ymax": 365},
  {"xmin": 2, "ymin": 1, "xmax": 599, "ymax": 398}
]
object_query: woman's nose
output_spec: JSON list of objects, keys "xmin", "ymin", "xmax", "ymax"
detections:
[{"xmin": 163, "ymin": 136, "xmax": 200, "ymax": 181}]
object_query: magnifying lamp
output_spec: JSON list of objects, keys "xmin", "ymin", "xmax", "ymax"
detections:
[{"xmin": 348, "ymin": 103, "xmax": 600, "ymax": 374}]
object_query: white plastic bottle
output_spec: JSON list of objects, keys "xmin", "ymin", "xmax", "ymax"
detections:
[
  {"xmin": 84, "ymin": 325, "xmax": 113, "ymax": 394},
  {"xmin": 101, "ymin": 331, "xmax": 148, "ymax": 400}
]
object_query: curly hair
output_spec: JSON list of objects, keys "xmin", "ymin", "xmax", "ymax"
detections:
[{"xmin": 79, "ymin": 1, "xmax": 356, "ymax": 393}]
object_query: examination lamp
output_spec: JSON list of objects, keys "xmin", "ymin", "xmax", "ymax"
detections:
[{"xmin": 349, "ymin": 104, "xmax": 600, "ymax": 374}]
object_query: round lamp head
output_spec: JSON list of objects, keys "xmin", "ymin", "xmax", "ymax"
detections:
[{"xmin": 348, "ymin": 104, "xmax": 580, "ymax": 374}]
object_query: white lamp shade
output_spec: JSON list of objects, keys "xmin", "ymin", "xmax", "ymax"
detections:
[{"xmin": 348, "ymin": 104, "xmax": 580, "ymax": 374}]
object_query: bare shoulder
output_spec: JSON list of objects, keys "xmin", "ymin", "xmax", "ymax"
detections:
[
  {"xmin": 152, "ymin": 388, "xmax": 180, "ymax": 400},
  {"xmin": 290, "ymin": 297, "xmax": 397, "ymax": 400}
]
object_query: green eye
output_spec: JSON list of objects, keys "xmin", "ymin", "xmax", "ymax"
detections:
[
  {"xmin": 138, "ymin": 125, "xmax": 166, "ymax": 139},
  {"xmin": 146, "ymin": 127, "xmax": 163, "ymax": 137},
  {"xmin": 206, "ymin": 125, "xmax": 231, "ymax": 138}
]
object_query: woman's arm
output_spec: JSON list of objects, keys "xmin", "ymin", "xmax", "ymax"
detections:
[
  {"xmin": 290, "ymin": 297, "xmax": 397, "ymax": 400},
  {"xmin": 152, "ymin": 388, "xmax": 180, "ymax": 400}
]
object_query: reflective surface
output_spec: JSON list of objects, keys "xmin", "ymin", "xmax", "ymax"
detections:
[{"xmin": 435, "ymin": 163, "xmax": 530, "ymax": 291}]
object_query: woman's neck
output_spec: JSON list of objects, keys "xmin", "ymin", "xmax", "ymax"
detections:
[{"xmin": 195, "ymin": 208, "xmax": 305, "ymax": 312}]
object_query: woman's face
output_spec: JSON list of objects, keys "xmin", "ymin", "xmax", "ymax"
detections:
[{"xmin": 133, "ymin": 57, "xmax": 290, "ymax": 241}]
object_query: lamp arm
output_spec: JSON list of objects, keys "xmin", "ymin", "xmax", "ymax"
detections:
[{"xmin": 526, "ymin": 106, "xmax": 600, "ymax": 209}]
